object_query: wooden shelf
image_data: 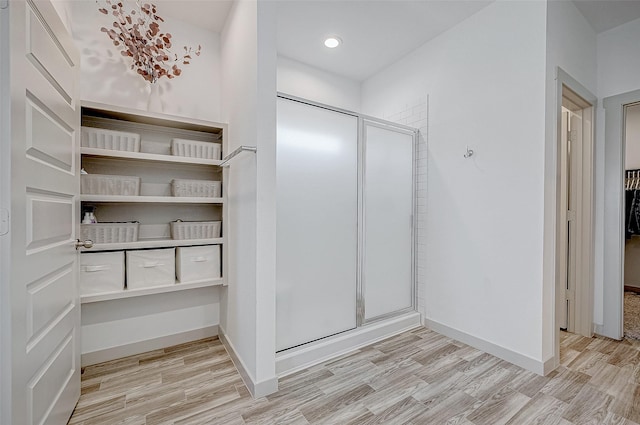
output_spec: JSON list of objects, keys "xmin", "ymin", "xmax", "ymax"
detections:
[
  {"xmin": 81, "ymin": 147, "xmax": 223, "ymax": 166},
  {"xmin": 81, "ymin": 195, "xmax": 223, "ymax": 204},
  {"xmin": 81, "ymin": 278, "xmax": 224, "ymax": 304},
  {"xmin": 79, "ymin": 237, "xmax": 223, "ymax": 252},
  {"xmin": 82, "ymin": 101, "xmax": 227, "ymax": 135}
]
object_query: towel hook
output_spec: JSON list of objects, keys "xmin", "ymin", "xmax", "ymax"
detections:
[{"xmin": 463, "ymin": 146, "xmax": 474, "ymax": 159}]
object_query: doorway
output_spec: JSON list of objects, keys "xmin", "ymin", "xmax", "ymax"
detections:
[
  {"xmin": 602, "ymin": 89, "xmax": 640, "ymax": 340},
  {"xmin": 555, "ymin": 71, "xmax": 596, "ymax": 344},
  {"xmin": 622, "ymin": 104, "xmax": 640, "ymax": 339},
  {"xmin": 558, "ymin": 86, "xmax": 595, "ymax": 336}
]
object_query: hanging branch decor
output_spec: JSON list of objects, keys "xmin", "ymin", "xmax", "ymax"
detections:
[{"xmin": 97, "ymin": 0, "xmax": 201, "ymax": 83}]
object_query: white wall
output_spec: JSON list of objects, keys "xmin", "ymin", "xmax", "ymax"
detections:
[
  {"xmin": 254, "ymin": 1, "xmax": 278, "ymax": 391},
  {"xmin": 81, "ymin": 288, "xmax": 220, "ymax": 356},
  {"xmin": 277, "ymin": 56, "xmax": 361, "ymax": 111},
  {"xmin": 598, "ymin": 17, "xmax": 640, "ymax": 100},
  {"xmin": 596, "ymin": 17, "xmax": 640, "ymax": 332},
  {"xmin": 543, "ymin": 0, "xmax": 597, "ymax": 360},
  {"xmin": 62, "ymin": 0, "xmax": 221, "ymax": 122},
  {"xmin": 362, "ymin": 1, "xmax": 548, "ymax": 369},
  {"xmin": 220, "ymin": 0, "xmax": 277, "ymax": 396}
]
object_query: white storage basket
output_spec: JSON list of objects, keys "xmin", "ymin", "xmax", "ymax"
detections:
[
  {"xmin": 81, "ymin": 174, "xmax": 141, "ymax": 196},
  {"xmin": 80, "ymin": 251, "xmax": 125, "ymax": 295},
  {"xmin": 126, "ymin": 248, "xmax": 175, "ymax": 289},
  {"xmin": 81, "ymin": 127, "xmax": 140, "ymax": 152},
  {"xmin": 171, "ymin": 220, "xmax": 221, "ymax": 240},
  {"xmin": 171, "ymin": 139, "xmax": 221, "ymax": 160},
  {"xmin": 81, "ymin": 222, "xmax": 139, "ymax": 244},
  {"xmin": 176, "ymin": 245, "xmax": 221, "ymax": 283},
  {"xmin": 171, "ymin": 179, "xmax": 221, "ymax": 197}
]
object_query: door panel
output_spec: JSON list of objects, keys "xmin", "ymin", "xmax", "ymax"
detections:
[
  {"xmin": 276, "ymin": 97, "xmax": 358, "ymax": 352},
  {"xmin": 6, "ymin": 1, "xmax": 81, "ymax": 424},
  {"xmin": 26, "ymin": 4, "xmax": 75, "ymax": 104},
  {"xmin": 27, "ymin": 266, "xmax": 74, "ymax": 343},
  {"xmin": 26, "ymin": 97, "xmax": 75, "ymax": 172},
  {"xmin": 363, "ymin": 122, "xmax": 414, "ymax": 320},
  {"xmin": 26, "ymin": 192, "xmax": 74, "ymax": 253}
]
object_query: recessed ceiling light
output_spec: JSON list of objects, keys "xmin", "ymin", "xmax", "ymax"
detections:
[{"xmin": 324, "ymin": 36, "xmax": 341, "ymax": 48}]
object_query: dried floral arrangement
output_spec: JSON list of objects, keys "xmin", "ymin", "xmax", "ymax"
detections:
[{"xmin": 98, "ymin": 0, "xmax": 201, "ymax": 83}]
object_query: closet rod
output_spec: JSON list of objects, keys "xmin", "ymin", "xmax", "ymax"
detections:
[{"xmin": 220, "ymin": 145, "xmax": 257, "ymax": 167}]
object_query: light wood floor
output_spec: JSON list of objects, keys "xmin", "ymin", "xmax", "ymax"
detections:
[{"xmin": 69, "ymin": 328, "xmax": 640, "ymax": 424}]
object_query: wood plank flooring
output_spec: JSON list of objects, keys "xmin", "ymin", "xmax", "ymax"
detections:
[{"xmin": 69, "ymin": 328, "xmax": 640, "ymax": 424}]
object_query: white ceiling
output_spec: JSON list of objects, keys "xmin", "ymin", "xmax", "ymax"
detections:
[
  {"xmin": 150, "ymin": 0, "xmax": 640, "ymax": 83},
  {"xmin": 572, "ymin": 0, "xmax": 640, "ymax": 33},
  {"xmin": 276, "ymin": 0, "xmax": 492, "ymax": 81}
]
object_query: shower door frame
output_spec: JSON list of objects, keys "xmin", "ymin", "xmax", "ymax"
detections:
[{"xmin": 358, "ymin": 118, "xmax": 417, "ymax": 326}]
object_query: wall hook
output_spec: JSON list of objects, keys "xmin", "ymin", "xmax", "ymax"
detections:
[{"xmin": 464, "ymin": 146, "xmax": 474, "ymax": 158}]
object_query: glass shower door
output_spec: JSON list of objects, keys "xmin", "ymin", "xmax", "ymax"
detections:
[
  {"xmin": 276, "ymin": 97, "xmax": 359, "ymax": 352},
  {"xmin": 362, "ymin": 120, "xmax": 415, "ymax": 321}
]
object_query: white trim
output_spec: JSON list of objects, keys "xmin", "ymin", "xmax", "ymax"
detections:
[
  {"xmin": 425, "ymin": 319, "xmax": 547, "ymax": 375},
  {"xmin": 276, "ymin": 312, "xmax": 421, "ymax": 377},
  {"xmin": 0, "ymin": 3, "xmax": 11, "ymax": 423},
  {"xmin": 543, "ymin": 356, "xmax": 558, "ymax": 375},
  {"xmin": 218, "ymin": 327, "xmax": 278, "ymax": 399},
  {"xmin": 80, "ymin": 325, "xmax": 218, "ymax": 367}
]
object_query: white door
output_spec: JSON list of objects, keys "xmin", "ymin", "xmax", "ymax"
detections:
[
  {"xmin": 559, "ymin": 106, "xmax": 584, "ymax": 333},
  {"xmin": 276, "ymin": 97, "xmax": 358, "ymax": 352},
  {"xmin": 2, "ymin": 1, "xmax": 82, "ymax": 424},
  {"xmin": 362, "ymin": 121, "xmax": 414, "ymax": 321}
]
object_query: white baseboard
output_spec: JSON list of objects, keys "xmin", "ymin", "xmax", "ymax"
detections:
[
  {"xmin": 425, "ymin": 319, "xmax": 547, "ymax": 375},
  {"xmin": 81, "ymin": 325, "xmax": 218, "ymax": 367},
  {"xmin": 218, "ymin": 327, "xmax": 279, "ymax": 399},
  {"xmin": 543, "ymin": 356, "xmax": 558, "ymax": 375},
  {"xmin": 276, "ymin": 311, "xmax": 422, "ymax": 377},
  {"xmin": 594, "ymin": 323, "xmax": 621, "ymax": 340}
]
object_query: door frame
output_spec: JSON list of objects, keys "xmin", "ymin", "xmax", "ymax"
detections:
[
  {"xmin": 553, "ymin": 68, "xmax": 596, "ymax": 361},
  {"xmin": 602, "ymin": 89, "xmax": 640, "ymax": 339},
  {"xmin": 359, "ymin": 118, "xmax": 417, "ymax": 325}
]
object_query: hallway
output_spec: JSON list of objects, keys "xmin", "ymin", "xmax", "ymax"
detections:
[{"xmin": 69, "ymin": 328, "xmax": 640, "ymax": 424}]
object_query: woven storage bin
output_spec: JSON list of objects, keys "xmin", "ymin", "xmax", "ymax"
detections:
[
  {"xmin": 81, "ymin": 222, "xmax": 139, "ymax": 244},
  {"xmin": 171, "ymin": 139, "xmax": 221, "ymax": 160},
  {"xmin": 81, "ymin": 127, "xmax": 140, "ymax": 152},
  {"xmin": 81, "ymin": 174, "xmax": 141, "ymax": 196},
  {"xmin": 171, "ymin": 221, "xmax": 221, "ymax": 240},
  {"xmin": 171, "ymin": 179, "xmax": 221, "ymax": 197}
]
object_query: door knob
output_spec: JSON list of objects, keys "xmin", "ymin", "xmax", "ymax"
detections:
[{"xmin": 75, "ymin": 239, "xmax": 93, "ymax": 249}]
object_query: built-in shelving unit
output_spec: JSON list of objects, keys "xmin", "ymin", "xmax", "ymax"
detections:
[
  {"xmin": 81, "ymin": 278, "xmax": 224, "ymax": 303},
  {"xmin": 80, "ymin": 237, "xmax": 224, "ymax": 252},
  {"xmin": 81, "ymin": 147, "xmax": 224, "ymax": 166},
  {"xmin": 80, "ymin": 195, "xmax": 223, "ymax": 204},
  {"xmin": 79, "ymin": 101, "xmax": 227, "ymax": 303}
]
